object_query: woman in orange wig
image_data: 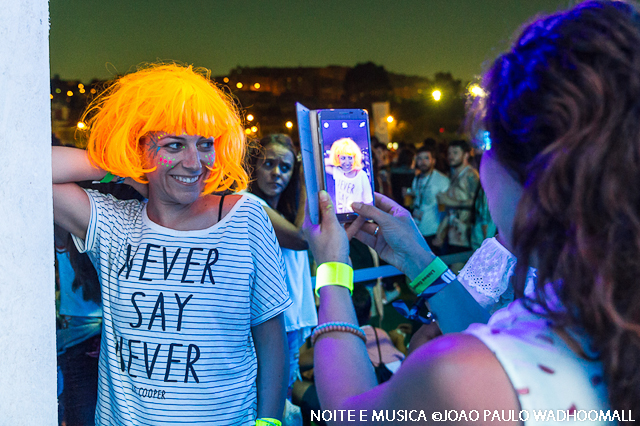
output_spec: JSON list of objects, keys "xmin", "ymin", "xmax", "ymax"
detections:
[
  {"xmin": 52, "ymin": 63, "xmax": 290, "ymax": 426},
  {"xmin": 325, "ymin": 137, "xmax": 373, "ymax": 214}
]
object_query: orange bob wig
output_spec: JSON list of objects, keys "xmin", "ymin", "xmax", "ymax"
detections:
[{"xmin": 82, "ymin": 63, "xmax": 248, "ymax": 194}]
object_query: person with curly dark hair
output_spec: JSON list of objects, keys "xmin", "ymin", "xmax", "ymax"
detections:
[
  {"xmin": 245, "ymin": 134, "xmax": 317, "ymax": 401},
  {"xmin": 304, "ymin": 1, "xmax": 639, "ymax": 423}
]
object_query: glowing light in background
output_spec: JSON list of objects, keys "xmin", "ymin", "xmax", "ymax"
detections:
[
  {"xmin": 76, "ymin": 121, "xmax": 86, "ymax": 129},
  {"xmin": 432, "ymin": 90, "xmax": 442, "ymax": 101},
  {"xmin": 469, "ymin": 84, "xmax": 486, "ymax": 98},
  {"xmin": 67, "ymin": 90, "xmax": 73, "ymax": 96},
  {"xmin": 245, "ymin": 128, "xmax": 252, "ymax": 135},
  {"xmin": 253, "ymin": 83, "xmax": 261, "ymax": 89},
  {"xmin": 246, "ymin": 114, "xmax": 254, "ymax": 122},
  {"xmin": 386, "ymin": 115, "xmax": 394, "ymax": 123},
  {"xmin": 236, "ymin": 82, "xmax": 243, "ymax": 89},
  {"xmin": 285, "ymin": 121, "xmax": 293, "ymax": 129},
  {"xmin": 250, "ymin": 126, "xmax": 258, "ymax": 133},
  {"xmin": 223, "ymin": 77, "xmax": 229, "ymax": 83}
]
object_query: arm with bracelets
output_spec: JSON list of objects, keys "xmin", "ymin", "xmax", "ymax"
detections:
[{"xmin": 304, "ymin": 191, "xmax": 508, "ymax": 423}]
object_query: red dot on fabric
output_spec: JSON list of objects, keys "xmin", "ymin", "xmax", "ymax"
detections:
[
  {"xmin": 538, "ymin": 364, "xmax": 555, "ymax": 374},
  {"xmin": 567, "ymin": 404, "xmax": 577, "ymax": 415},
  {"xmin": 517, "ymin": 388, "xmax": 530, "ymax": 395}
]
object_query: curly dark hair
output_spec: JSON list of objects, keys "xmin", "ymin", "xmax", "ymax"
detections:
[
  {"xmin": 248, "ymin": 134, "xmax": 301, "ymax": 223},
  {"xmin": 475, "ymin": 1, "xmax": 640, "ymax": 417}
]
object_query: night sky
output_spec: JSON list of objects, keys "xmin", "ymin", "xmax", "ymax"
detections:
[{"xmin": 50, "ymin": 0, "xmax": 571, "ymax": 83}]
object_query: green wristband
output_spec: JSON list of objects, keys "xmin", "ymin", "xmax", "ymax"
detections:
[
  {"xmin": 99, "ymin": 172, "xmax": 115, "ymax": 183},
  {"xmin": 99, "ymin": 172, "xmax": 125, "ymax": 184},
  {"xmin": 314, "ymin": 262, "xmax": 354, "ymax": 297},
  {"xmin": 256, "ymin": 418, "xmax": 282, "ymax": 426},
  {"xmin": 409, "ymin": 257, "xmax": 448, "ymax": 295}
]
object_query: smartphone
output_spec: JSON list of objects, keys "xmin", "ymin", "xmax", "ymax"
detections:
[{"xmin": 317, "ymin": 109, "xmax": 375, "ymax": 223}]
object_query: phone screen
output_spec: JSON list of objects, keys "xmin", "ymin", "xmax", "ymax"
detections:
[{"xmin": 318, "ymin": 110, "xmax": 375, "ymax": 222}]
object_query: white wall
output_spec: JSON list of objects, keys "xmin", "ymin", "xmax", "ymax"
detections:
[{"xmin": 0, "ymin": 0, "xmax": 57, "ymax": 424}]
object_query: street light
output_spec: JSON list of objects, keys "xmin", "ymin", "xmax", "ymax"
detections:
[
  {"xmin": 245, "ymin": 128, "xmax": 252, "ymax": 135},
  {"xmin": 285, "ymin": 121, "xmax": 293, "ymax": 129},
  {"xmin": 236, "ymin": 82, "xmax": 243, "ymax": 89},
  {"xmin": 251, "ymin": 126, "xmax": 258, "ymax": 133},
  {"xmin": 469, "ymin": 84, "xmax": 486, "ymax": 98},
  {"xmin": 386, "ymin": 115, "xmax": 394, "ymax": 123},
  {"xmin": 432, "ymin": 90, "xmax": 442, "ymax": 101},
  {"xmin": 253, "ymin": 83, "xmax": 261, "ymax": 89},
  {"xmin": 246, "ymin": 114, "xmax": 254, "ymax": 122},
  {"xmin": 223, "ymin": 77, "xmax": 229, "ymax": 83},
  {"xmin": 77, "ymin": 121, "xmax": 86, "ymax": 130}
]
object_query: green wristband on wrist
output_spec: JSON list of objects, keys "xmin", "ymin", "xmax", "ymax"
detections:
[
  {"xmin": 100, "ymin": 172, "xmax": 125, "ymax": 184},
  {"xmin": 314, "ymin": 262, "xmax": 354, "ymax": 297},
  {"xmin": 409, "ymin": 257, "xmax": 448, "ymax": 295},
  {"xmin": 256, "ymin": 418, "xmax": 282, "ymax": 426}
]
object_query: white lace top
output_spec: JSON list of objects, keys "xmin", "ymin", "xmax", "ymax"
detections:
[{"xmin": 458, "ymin": 237, "xmax": 536, "ymax": 314}]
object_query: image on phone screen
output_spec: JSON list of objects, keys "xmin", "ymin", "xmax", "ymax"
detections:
[{"xmin": 320, "ymin": 116, "xmax": 375, "ymax": 219}]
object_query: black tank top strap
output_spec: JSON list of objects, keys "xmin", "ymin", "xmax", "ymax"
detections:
[{"xmin": 218, "ymin": 194, "xmax": 226, "ymax": 223}]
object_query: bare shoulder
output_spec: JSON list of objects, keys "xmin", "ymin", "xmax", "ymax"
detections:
[
  {"xmin": 221, "ymin": 193, "xmax": 244, "ymax": 217},
  {"xmin": 405, "ymin": 333, "xmax": 519, "ymax": 412},
  {"xmin": 344, "ymin": 333, "xmax": 521, "ymax": 425}
]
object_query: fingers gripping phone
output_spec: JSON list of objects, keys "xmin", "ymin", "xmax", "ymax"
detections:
[{"xmin": 297, "ymin": 104, "xmax": 375, "ymax": 223}]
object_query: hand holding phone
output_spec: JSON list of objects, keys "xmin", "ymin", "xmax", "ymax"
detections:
[{"xmin": 297, "ymin": 104, "xmax": 376, "ymax": 223}]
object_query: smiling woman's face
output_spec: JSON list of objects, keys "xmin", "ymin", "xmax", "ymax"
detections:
[
  {"xmin": 255, "ymin": 143, "xmax": 295, "ymax": 205},
  {"xmin": 143, "ymin": 132, "xmax": 215, "ymax": 205}
]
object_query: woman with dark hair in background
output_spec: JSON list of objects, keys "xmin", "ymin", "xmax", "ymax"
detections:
[
  {"xmin": 246, "ymin": 134, "xmax": 318, "ymax": 406},
  {"xmin": 304, "ymin": 2, "xmax": 639, "ymax": 423}
]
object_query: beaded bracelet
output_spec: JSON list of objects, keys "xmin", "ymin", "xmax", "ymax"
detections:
[
  {"xmin": 256, "ymin": 418, "xmax": 282, "ymax": 426},
  {"xmin": 311, "ymin": 321, "xmax": 367, "ymax": 346}
]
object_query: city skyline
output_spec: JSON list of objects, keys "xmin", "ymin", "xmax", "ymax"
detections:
[{"xmin": 50, "ymin": 0, "xmax": 570, "ymax": 83}]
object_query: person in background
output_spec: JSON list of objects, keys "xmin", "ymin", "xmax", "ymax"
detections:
[
  {"xmin": 433, "ymin": 139, "xmax": 480, "ymax": 254},
  {"xmin": 389, "ymin": 143, "xmax": 416, "ymax": 208},
  {"xmin": 352, "ymin": 284, "xmax": 406, "ymax": 376},
  {"xmin": 371, "ymin": 138, "xmax": 393, "ymax": 198},
  {"xmin": 409, "ymin": 144, "xmax": 450, "ymax": 250},
  {"xmin": 246, "ymin": 134, "xmax": 318, "ymax": 404}
]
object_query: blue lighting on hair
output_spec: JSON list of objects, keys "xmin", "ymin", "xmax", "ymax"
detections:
[{"xmin": 482, "ymin": 131, "xmax": 492, "ymax": 151}]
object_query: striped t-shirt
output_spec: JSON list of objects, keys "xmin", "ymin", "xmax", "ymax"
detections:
[{"xmin": 74, "ymin": 190, "xmax": 291, "ymax": 425}]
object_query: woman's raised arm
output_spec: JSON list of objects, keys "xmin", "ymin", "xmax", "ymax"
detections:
[{"xmin": 52, "ymin": 146, "xmax": 104, "ymax": 240}]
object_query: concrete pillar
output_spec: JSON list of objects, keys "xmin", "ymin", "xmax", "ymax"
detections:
[{"xmin": 0, "ymin": 0, "xmax": 57, "ymax": 424}]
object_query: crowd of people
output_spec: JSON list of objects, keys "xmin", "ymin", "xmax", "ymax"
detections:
[{"xmin": 50, "ymin": 1, "xmax": 640, "ymax": 424}]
